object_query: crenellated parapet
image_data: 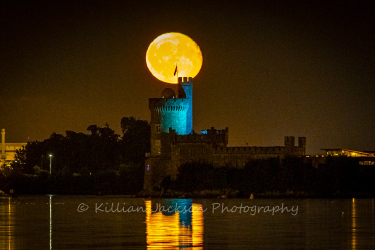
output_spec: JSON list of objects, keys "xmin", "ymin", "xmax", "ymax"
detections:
[
  {"xmin": 284, "ymin": 136, "xmax": 306, "ymax": 155},
  {"xmin": 213, "ymin": 146, "xmax": 286, "ymax": 155},
  {"xmin": 169, "ymin": 127, "xmax": 228, "ymax": 147},
  {"xmin": 149, "ymin": 98, "xmax": 189, "ymax": 113}
]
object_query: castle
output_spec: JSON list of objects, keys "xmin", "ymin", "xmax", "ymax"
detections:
[{"xmin": 144, "ymin": 77, "xmax": 306, "ymax": 190}]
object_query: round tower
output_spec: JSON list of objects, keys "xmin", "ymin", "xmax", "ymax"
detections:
[
  {"xmin": 149, "ymin": 89, "xmax": 189, "ymax": 156},
  {"xmin": 158, "ymin": 98, "xmax": 189, "ymax": 134},
  {"xmin": 148, "ymin": 77, "xmax": 194, "ymax": 156}
]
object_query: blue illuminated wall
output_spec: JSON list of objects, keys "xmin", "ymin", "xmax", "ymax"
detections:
[
  {"xmin": 179, "ymin": 77, "xmax": 193, "ymax": 134},
  {"xmin": 148, "ymin": 77, "xmax": 193, "ymax": 157},
  {"xmin": 160, "ymin": 98, "xmax": 189, "ymax": 135}
]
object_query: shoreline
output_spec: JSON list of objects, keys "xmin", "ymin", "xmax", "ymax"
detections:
[{"xmin": 2, "ymin": 189, "xmax": 374, "ymax": 199}]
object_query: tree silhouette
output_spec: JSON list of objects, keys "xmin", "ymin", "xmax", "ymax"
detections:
[{"xmin": 120, "ymin": 116, "xmax": 150, "ymax": 164}]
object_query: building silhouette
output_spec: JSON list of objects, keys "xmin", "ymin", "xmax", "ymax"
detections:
[
  {"xmin": 144, "ymin": 77, "xmax": 306, "ymax": 190},
  {"xmin": 0, "ymin": 129, "xmax": 27, "ymax": 167}
]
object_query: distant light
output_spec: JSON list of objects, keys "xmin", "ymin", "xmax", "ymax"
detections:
[
  {"xmin": 201, "ymin": 130, "xmax": 207, "ymax": 135},
  {"xmin": 147, "ymin": 165, "xmax": 150, "ymax": 171},
  {"xmin": 49, "ymin": 154, "xmax": 52, "ymax": 157}
]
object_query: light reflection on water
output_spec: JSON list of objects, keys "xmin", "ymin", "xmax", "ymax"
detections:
[
  {"xmin": 9, "ymin": 198, "xmax": 11, "ymax": 250},
  {"xmin": 0, "ymin": 198, "xmax": 13, "ymax": 250},
  {"xmin": 145, "ymin": 199, "xmax": 203, "ymax": 249},
  {"xmin": 0, "ymin": 196, "xmax": 375, "ymax": 249},
  {"xmin": 49, "ymin": 195, "xmax": 52, "ymax": 250},
  {"xmin": 352, "ymin": 198, "xmax": 356, "ymax": 250}
]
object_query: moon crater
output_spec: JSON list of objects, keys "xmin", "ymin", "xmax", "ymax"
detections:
[{"xmin": 146, "ymin": 32, "xmax": 203, "ymax": 84}]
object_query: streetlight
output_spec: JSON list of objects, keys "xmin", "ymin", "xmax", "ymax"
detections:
[{"xmin": 49, "ymin": 154, "xmax": 52, "ymax": 175}]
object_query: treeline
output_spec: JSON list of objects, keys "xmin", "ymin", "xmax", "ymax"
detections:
[
  {"xmin": 0, "ymin": 117, "xmax": 150, "ymax": 195},
  {"xmin": 159, "ymin": 156, "xmax": 375, "ymax": 198}
]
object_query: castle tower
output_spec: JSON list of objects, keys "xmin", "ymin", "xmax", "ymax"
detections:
[
  {"xmin": 149, "ymin": 77, "xmax": 194, "ymax": 156},
  {"xmin": 298, "ymin": 137, "xmax": 306, "ymax": 155},
  {"xmin": 149, "ymin": 78, "xmax": 193, "ymax": 156},
  {"xmin": 284, "ymin": 136, "xmax": 295, "ymax": 155},
  {"xmin": 178, "ymin": 77, "xmax": 193, "ymax": 134}
]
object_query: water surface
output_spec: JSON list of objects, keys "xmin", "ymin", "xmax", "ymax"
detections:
[{"xmin": 0, "ymin": 196, "xmax": 374, "ymax": 249}]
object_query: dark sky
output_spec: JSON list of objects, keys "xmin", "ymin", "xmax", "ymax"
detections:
[{"xmin": 1, "ymin": 0, "xmax": 374, "ymax": 154}]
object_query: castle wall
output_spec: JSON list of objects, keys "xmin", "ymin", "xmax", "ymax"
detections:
[
  {"xmin": 212, "ymin": 146, "xmax": 287, "ymax": 168},
  {"xmin": 168, "ymin": 131, "xmax": 306, "ymax": 170},
  {"xmin": 210, "ymin": 139, "xmax": 306, "ymax": 168},
  {"xmin": 145, "ymin": 124, "xmax": 307, "ymax": 189},
  {"xmin": 171, "ymin": 142, "xmax": 213, "ymax": 168},
  {"xmin": 144, "ymin": 157, "xmax": 172, "ymax": 190},
  {"xmin": 169, "ymin": 143, "xmax": 305, "ymax": 170},
  {"xmin": 173, "ymin": 127, "xmax": 228, "ymax": 147}
]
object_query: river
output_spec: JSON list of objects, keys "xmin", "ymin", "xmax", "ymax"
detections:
[{"xmin": 0, "ymin": 196, "xmax": 374, "ymax": 249}]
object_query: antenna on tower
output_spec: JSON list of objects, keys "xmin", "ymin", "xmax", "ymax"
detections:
[{"xmin": 174, "ymin": 64, "xmax": 178, "ymax": 82}]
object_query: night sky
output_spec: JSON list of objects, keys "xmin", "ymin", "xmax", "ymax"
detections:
[{"xmin": 1, "ymin": 0, "xmax": 374, "ymax": 154}]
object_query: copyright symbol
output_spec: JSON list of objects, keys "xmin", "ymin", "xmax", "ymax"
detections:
[{"xmin": 77, "ymin": 203, "xmax": 89, "ymax": 212}]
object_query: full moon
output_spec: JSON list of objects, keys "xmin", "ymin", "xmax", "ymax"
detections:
[{"xmin": 146, "ymin": 32, "xmax": 203, "ymax": 84}]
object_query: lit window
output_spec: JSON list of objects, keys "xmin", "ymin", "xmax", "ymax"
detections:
[{"xmin": 155, "ymin": 140, "xmax": 161, "ymax": 155}]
